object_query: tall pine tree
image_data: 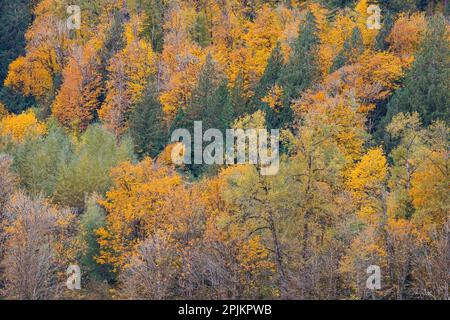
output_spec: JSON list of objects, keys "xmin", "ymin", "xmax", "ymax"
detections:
[
  {"xmin": 141, "ymin": 0, "xmax": 167, "ymax": 53},
  {"xmin": 375, "ymin": 11, "xmax": 395, "ymax": 51},
  {"xmin": 252, "ymin": 43, "xmax": 284, "ymax": 107},
  {"xmin": 186, "ymin": 53, "xmax": 233, "ymax": 129},
  {"xmin": 128, "ymin": 81, "xmax": 167, "ymax": 158},
  {"xmin": 277, "ymin": 10, "xmax": 321, "ymax": 128},
  {"xmin": 230, "ymin": 72, "xmax": 248, "ymax": 119},
  {"xmin": 0, "ymin": 0, "xmax": 35, "ymax": 114},
  {"xmin": 252, "ymin": 43, "xmax": 285, "ymax": 129},
  {"xmin": 193, "ymin": 10, "xmax": 211, "ymax": 48},
  {"xmin": 330, "ymin": 26, "xmax": 364, "ymax": 73}
]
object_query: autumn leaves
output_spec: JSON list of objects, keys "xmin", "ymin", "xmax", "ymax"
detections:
[{"xmin": 0, "ymin": 0, "xmax": 448, "ymax": 300}]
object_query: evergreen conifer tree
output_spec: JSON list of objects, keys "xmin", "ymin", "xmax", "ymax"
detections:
[
  {"xmin": 128, "ymin": 83, "xmax": 167, "ymax": 158},
  {"xmin": 384, "ymin": 14, "xmax": 449, "ymax": 126}
]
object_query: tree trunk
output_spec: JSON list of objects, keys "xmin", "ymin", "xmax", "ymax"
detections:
[{"xmin": 268, "ymin": 211, "xmax": 287, "ymax": 299}]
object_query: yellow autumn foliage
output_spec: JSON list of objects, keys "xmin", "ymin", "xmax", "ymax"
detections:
[
  {"xmin": 96, "ymin": 158, "xmax": 182, "ymax": 271},
  {"xmin": 0, "ymin": 110, "xmax": 47, "ymax": 142},
  {"xmin": 347, "ymin": 147, "xmax": 387, "ymax": 223}
]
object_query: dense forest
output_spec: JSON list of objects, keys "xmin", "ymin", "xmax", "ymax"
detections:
[{"xmin": 0, "ymin": 0, "xmax": 448, "ymax": 300}]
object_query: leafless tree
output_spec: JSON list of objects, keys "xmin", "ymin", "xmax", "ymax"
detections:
[
  {"xmin": 0, "ymin": 154, "xmax": 19, "ymax": 294},
  {"xmin": 119, "ymin": 230, "xmax": 178, "ymax": 299},
  {"xmin": 1, "ymin": 190, "xmax": 75, "ymax": 299},
  {"xmin": 413, "ymin": 221, "xmax": 450, "ymax": 300},
  {"xmin": 0, "ymin": 154, "xmax": 17, "ymax": 209}
]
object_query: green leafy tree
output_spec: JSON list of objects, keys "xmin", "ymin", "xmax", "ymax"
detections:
[
  {"xmin": 387, "ymin": 112, "xmax": 426, "ymax": 220},
  {"xmin": 53, "ymin": 125, "xmax": 134, "ymax": 210},
  {"xmin": 79, "ymin": 193, "xmax": 111, "ymax": 281},
  {"xmin": 9, "ymin": 121, "xmax": 73, "ymax": 197}
]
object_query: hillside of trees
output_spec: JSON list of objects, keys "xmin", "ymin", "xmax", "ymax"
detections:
[{"xmin": 0, "ymin": 0, "xmax": 448, "ymax": 300}]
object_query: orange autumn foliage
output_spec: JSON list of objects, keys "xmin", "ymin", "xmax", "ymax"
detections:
[
  {"xmin": 52, "ymin": 44, "xmax": 103, "ymax": 132},
  {"xmin": 386, "ymin": 12, "xmax": 428, "ymax": 64},
  {"xmin": 159, "ymin": 7, "xmax": 204, "ymax": 121},
  {"xmin": 99, "ymin": 15, "xmax": 155, "ymax": 135}
]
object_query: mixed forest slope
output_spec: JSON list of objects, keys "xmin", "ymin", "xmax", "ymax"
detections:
[{"xmin": 0, "ymin": 0, "xmax": 448, "ymax": 300}]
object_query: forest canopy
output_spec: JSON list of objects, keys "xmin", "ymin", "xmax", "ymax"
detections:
[{"xmin": 0, "ymin": 0, "xmax": 448, "ymax": 300}]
